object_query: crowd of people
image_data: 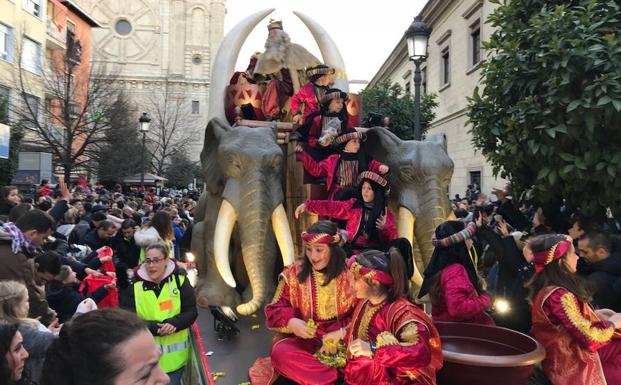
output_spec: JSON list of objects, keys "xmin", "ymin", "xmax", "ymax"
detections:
[{"xmin": 0, "ymin": 181, "xmax": 198, "ymax": 385}]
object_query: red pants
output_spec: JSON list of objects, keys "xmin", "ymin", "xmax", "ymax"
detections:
[
  {"xmin": 270, "ymin": 336, "xmax": 339, "ymax": 385},
  {"xmin": 599, "ymin": 339, "xmax": 621, "ymax": 384}
]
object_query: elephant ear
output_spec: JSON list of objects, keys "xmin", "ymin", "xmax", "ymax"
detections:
[
  {"xmin": 364, "ymin": 127, "xmax": 403, "ymax": 164},
  {"xmin": 200, "ymin": 117, "xmax": 230, "ymax": 196}
]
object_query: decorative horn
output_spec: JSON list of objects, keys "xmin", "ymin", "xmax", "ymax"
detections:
[
  {"xmin": 398, "ymin": 206, "xmax": 424, "ymax": 287},
  {"xmin": 214, "ymin": 200, "xmax": 238, "ymax": 288},
  {"xmin": 271, "ymin": 204, "xmax": 295, "ymax": 266},
  {"xmin": 293, "ymin": 11, "xmax": 349, "ymax": 92},
  {"xmin": 208, "ymin": 8, "xmax": 275, "ymax": 121}
]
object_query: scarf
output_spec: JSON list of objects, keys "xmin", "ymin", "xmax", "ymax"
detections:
[{"xmin": 2, "ymin": 222, "xmax": 37, "ymax": 255}]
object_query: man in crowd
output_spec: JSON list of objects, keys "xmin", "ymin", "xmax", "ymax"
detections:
[{"xmin": 577, "ymin": 232, "xmax": 621, "ymax": 311}]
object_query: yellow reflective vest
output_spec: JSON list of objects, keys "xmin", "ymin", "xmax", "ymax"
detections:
[{"xmin": 134, "ymin": 274, "xmax": 189, "ymax": 373}]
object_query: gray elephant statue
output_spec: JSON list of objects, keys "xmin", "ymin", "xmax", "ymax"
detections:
[
  {"xmin": 191, "ymin": 117, "xmax": 295, "ymax": 316},
  {"xmin": 364, "ymin": 127, "xmax": 454, "ymax": 286}
]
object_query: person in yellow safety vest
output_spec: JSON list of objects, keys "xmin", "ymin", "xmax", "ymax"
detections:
[{"xmin": 122, "ymin": 242, "xmax": 197, "ymax": 385}]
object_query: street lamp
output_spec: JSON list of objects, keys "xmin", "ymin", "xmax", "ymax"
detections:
[
  {"xmin": 405, "ymin": 16, "xmax": 431, "ymax": 140},
  {"xmin": 138, "ymin": 112, "xmax": 151, "ymax": 192}
]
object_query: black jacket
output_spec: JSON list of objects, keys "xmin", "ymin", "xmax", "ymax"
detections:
[
  {"xmin": 83, "ymin": 228, "xmax": 112, "ymax": 250},
  {"xmin": 46, "ymin": 281, "xmax": 108, "ymax": 323},
  {"xmin": 112, "ymin": 233, "xmax": 141, "ymax": 288},
  {"xmin": 121, "ymin": 264, "xmax": 197, "ymax": 336},
  {"xmin": 578, "ymin": 248, "xmax": 621, "ymax": 312}
]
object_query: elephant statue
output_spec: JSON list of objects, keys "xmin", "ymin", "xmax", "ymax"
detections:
[
  {"xmin": 191, "ymin": 117, "xmax": 295, "ymax": 316},
  {"xmin": 364, "ymin": 127, "xmax": 454, "ymax": 286}
]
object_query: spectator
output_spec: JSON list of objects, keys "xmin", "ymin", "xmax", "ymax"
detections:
[
  {"xmin": 0, "ymin": 321, "xmax": 33, "ymax": 385},
  {"xmin": 56, "ymin": 207, "xmax": 79, "ymax": 239},
  {"xmin": 577, "ymin": 232, "xmax": 621, "ymax": 311},
  {"xmin": 83, "ymin": 220, "xmax": 117, "ymax": 250},
  {"xmin": 112, "ymin": 219, "xmax": 141, "ymax": 290},
  {"xmin": 41, "ymin": 308, "xmax": 170, "ymax": 385},
  {"xmin": 72, "ymin": 211, "xmax": 107, "ymax": 245},
  {"xmin": 122, "ymin": 243, "xmax": 197, "ymax": 385},
  {"xmin": 0, "ymin": 281, "xmax": 57, "ymax": 383},
  {"xmin": 38, "ymin": 180, "xmax": 52, "ymax": 198},
  {"xmin": 0, "ymin": 186, "xmax": 21, "ymax": 219},
  {"xmin": 568, "ymin": 214, "xmax": 598, "ymax": 240},
  {"xmin": 0, "ymin": 210, "xmax": 57, "ymax": 325},
  {"xmin": 135, "ymin": 211, "xmax": 174, "ymax": 261}
]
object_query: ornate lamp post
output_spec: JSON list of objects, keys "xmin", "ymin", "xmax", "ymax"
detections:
[
  {"xmin": 405, "ymin": 16, "xmax": 431, "ymax": 140},
  {"xmin": 138, "ymin": 112, "xmax": 151, "ymax": 192}
]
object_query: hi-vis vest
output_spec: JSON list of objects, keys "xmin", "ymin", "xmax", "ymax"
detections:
[{"xmin": 134, "ymin": 274, "xmax": 189, "ymax": 373}]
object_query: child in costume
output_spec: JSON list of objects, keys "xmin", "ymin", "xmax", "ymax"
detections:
[
  {"xmin": 527, "ymin": 233, "xmax": 621, "ymax": 385},
  {"xmin": 291, "ymin": 64, "xmax": 335, "ymax": 124},
  {"xmin": 319, "ymin": 247, "xmax": 443, "ymax": 385},
  {"xmin": 419, "ymin": 221, "xmax": 495, "ymax": 325},
  {"xmin": 295, "ymin": 171, "xmax": 397, "ymax": 254},
  {"xmin": 296, "ymin": 130, "xmax": 389, "ymax": 199}
]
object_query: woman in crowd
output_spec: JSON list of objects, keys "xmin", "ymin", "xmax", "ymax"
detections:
[
  {"xmin": 0, "ymin": 186, "xmax": 20, "ymax": 218},
  {"xmin": 41, "ymin": 308, "xmax": 170, "ymax": 385},
  {"xmin": 320, "ymin": 248, "xmax": 443, "ymax": 385},
  {"xmin": 419, "ymin": 221, "xmax": 495, "ymax": 325},
  {"xmin": 135, "ymin": 211, "xmax": 175, "ymax": 262},
  {"xmin": 264, "ymin": 220, "xmax": 356, "ymax": 385},
  {"xmin": 122, "ymin": 243, "xmax": 197, "ymax": 385},
  {"xmin": 295, "ymin": 171, "xmax": 397, "ymax": 253},
  {"xmin": 527, "ymin": 233, "xmax": 621, "ymax": 385},
  {"xmin": 0, "ymin": 321, "xmax": 32, "ymax": 385},
  {"xmin": 0, "ymin": 281, "xmax": 57, "ymax": 383}
]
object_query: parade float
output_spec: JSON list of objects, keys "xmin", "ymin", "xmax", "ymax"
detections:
[{"xmin": 190, "ymin": 9, "xmax": 545, "ymax": 385}]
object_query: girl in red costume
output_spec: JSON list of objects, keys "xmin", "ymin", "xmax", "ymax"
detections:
[
  {"xmin": 527, "ymin": 233, "xmax": 621, "ymax": 385},
  {"xmin": 297, "ymin": 131, "xmax": 389, "ymax": 199},
  {"xmin": 295, "ymin": 171, "xmax": 397, "ymax": 254},
  {"xmin": 263, "ymin": 220, "xmax": 356, "ymax": 385},
  {"xmin": 418, "ymin": 221, "xmax": 495, "ymax": 325},
  {"xmin": 320, "ymin": 247, "xmax": 443, "ymax": 385},
  {"xmin": 291, "ymin": 65, "xmax": 335, "ymax": 125}
]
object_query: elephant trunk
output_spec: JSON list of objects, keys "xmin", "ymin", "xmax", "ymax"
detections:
[
  {"xmin": 414, "ymin": 177, "xmax": 452, "ymax": 269},
  {"xmin": 236, "ymin": 174, "xmax": 275, "ymax": 315}
]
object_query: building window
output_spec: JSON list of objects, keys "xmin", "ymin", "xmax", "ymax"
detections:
[
  {"xmin": 405, "ymin": 80, "xmax": 411, "ymax": 95},
  {"xmin": 21, "ymin": 37, "xmax": 42, "ymax": 74},
  {"xmin": 115, "ymin": 19, "xmax": 132, "ymax": 36},
  {"xmin": 191, "ymin": 100, "xmax": 199, "ymax": 114},
  {"xmin": 22, "ymin": 0, "xmax": 41, "ymax": 17},
  {"xmin": 0, "ymin": 86, "xmax": 10, "ymax": 121},
  {"xmin": 23, "ymin": 94, "xmax": 40, "ymax": 127},
  {"xmin": 0, "ymin": 24, "xmax": 13, "ymax": 62},
  {"xmin": 469, "ymin": 170, "xmax": 482, "ymax": 190},
  {"xmin": 441, "ymin": 48, "xmax": 450, "ymax": 85},
  {"xmin": 471, "ymin": 26, "xmax": 481, "ymax": 66}
]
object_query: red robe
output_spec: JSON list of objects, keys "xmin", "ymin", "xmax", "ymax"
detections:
[
  {"xmin": 305, "ymin": 198, "xmax": 397, "ymax": 251},
  {"xmin": 344, "ymin": 297, "xmax": 443, "ymax": 385},
  {"xmin": 531, "ymin": 286, "xmax": 621, "ymax": 385},
  {"xmin": 296, "ymin": 151, "xmax": 386, "ymax": 198},
  {"xmin": 431, "ymin": 264, "xmax": 494, "ymax": 325},
  {"xmin": 291, "ymin": 82, "xmax": 323, "ymax": 121},
  {"xmin": 264, "ymin": 264, "xmax": 356, "ymax": 385}
]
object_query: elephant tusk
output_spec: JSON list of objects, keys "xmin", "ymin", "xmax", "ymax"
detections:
[
  {"xmin": 398, "ymin": 207, "xmax": 424, "ymax": 287},
  {"xmin": 272, "ymin": 204, "xmax": 295, "ymax": 267},
  {"xmin": 208, "ymin": 8, "xmax": 275, "ymax": 121},
  {"xmin": 214, "ymin": 200, "xmax": 238, "ymax": 288},
  {"xmin": 293, "ymin": 11, "xmax": 349, "ymax": 92}
]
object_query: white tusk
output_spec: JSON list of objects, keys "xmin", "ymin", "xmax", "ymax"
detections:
[
  {"xmin": 293, "ymin": 11, "xmax": 349, "ymax": 92},
  {"xmin": 214, "ymin": 200, "xmax": 238, "ymax": 288},
  {"xmin": 208, "ymin": 8, "xmax": 275, "ymax": 121},
  {"xmin": 398, "ymin": 207, "xmax": 424, "ymax": 287},
  {"xmin": 272, "ymin": 204, "xmax": 295, "ymax": 266}
]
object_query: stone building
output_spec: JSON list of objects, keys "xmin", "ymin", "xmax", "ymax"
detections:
[
  {"xmin": 75, "ymin": 0, "xmax": 226, "ymax": 160},
  {"xmin": 368, "ymin": 0, "xmax": 506, "ymax": 198}
]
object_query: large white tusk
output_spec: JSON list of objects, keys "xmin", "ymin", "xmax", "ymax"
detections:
[
  {"xmin": 272, "ymin": 204, "xmax": 295, "ymax": 266},
  {"xmin": 208, "ymin": 8, "xmax": 275, "ymax": 121},
  {"xmin": 293, "ymin": 11, "xmax": 349, "ymax": 92},
  {"xmin": 398, "ymin": 207, "xmax": 424, "ymax": 287},
  {"xmin": 214, "ymin": 200, "xmax": 238, "ymax": 288}
]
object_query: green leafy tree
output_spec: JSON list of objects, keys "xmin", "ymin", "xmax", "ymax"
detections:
[
  {"xmin": 468, "ymin": 0, "xmax": 621, "ymax": 220},
  {"xmin": 93, "ymin": 92, "xmax": 144, "ymax": 185},
  {"xmin": 360, "ymin": 80, "xmax": 438, "ymax": 140},
  {"xmin": 0, "ymin": 97, "xmax": 24, "ymax": 186}
]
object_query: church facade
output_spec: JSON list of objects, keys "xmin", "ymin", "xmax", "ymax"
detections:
[{"xmin": 76, "ymin": 0, "xmax": 226, "ymax": 159}]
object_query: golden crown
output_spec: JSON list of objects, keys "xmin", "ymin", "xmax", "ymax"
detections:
[{"xmin": 268, "ymin": 18, "xmax": 283, "ymax": 31}]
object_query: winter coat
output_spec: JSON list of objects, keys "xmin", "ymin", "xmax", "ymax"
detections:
[
  {"xmin": 112, "ymin": 233, "xmax": 141, "ymax": 289},
  {"xmin": 19, "ymin": 322, "xmax": 55, "ymax": 383},
  {"xmin": 46, "ymin": 281, "xmax": 108, "ymax": 323},
  {"xmin": 0, "ymin": 228, "xmax": 56, "ymax": 324},
  {"xmin": 578, "ymin": 250, "xmax": 621, "ymax": 312}
]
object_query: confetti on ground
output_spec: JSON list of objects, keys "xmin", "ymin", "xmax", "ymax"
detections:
[
  {"xmin": 251, "ymin": 324, "xmax": 260, "ymax": 330},
  {"xmin": 212, "ymin": 371, "xmax": 226, "ymax": 381},
  {"xmin": 205, "ymin": 351, "xmax": 214, "ymax": 356}
]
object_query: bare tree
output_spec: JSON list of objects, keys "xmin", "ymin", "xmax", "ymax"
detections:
[
  {"xmin": 11, "ymin": 32, "xmax": 123, "ymax": 181},
  {"xmin": 144, "ymin": 81, "xmax": 196, "ymax": 176}
]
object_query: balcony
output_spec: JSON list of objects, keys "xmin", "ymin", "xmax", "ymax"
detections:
[{"xmin": 46, "ymin": 20, "xmax": 66, "ymax": 50}]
